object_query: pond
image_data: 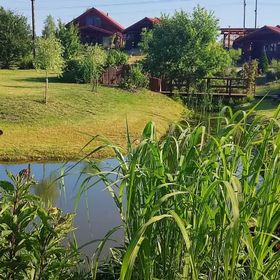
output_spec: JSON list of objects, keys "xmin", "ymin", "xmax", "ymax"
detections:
[{"xmin": 0, "ymin": 159, "xmax": 123, "ymax": 259}]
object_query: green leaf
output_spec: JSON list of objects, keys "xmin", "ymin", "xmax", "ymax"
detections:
[{"xmin": 0, "ymin": 181, "xmax": 14, "ymax": 193}]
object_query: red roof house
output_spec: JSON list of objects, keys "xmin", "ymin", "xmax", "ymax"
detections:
[
  {"xmin": 68, "ymin": 7, "xmax": 124, "ymax": 48},
  {"xmin": 233, "ymin": 25, "xmax": 280, "ymax": 60},
  {"xmin": 123, "ymin": 17, "xmax": 160, "ymax": 50}
]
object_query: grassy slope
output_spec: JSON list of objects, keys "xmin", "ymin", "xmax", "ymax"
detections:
[
  {"xmin": 248, "ymin": 80, "xmax": 280, "ymax": 118},
  {"xmin": 0, "ymin": 70, "xmax": 185, "ymax": 161}
]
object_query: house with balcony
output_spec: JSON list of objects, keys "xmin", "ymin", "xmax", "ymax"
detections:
[{"xmin": 68, "ymin": 7, "xmax": 124, "ymax": 48}]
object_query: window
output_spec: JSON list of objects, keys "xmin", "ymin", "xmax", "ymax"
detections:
[{"xmin": 86, "ymin": 16, "xmax": 101, "ymax": 27}]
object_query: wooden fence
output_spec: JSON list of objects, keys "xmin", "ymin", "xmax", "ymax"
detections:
[
  {"xmin": 150, "ymin": 77, "xmax": 252, "ymax": 98},
  {"xmin": 100, "ymin": 65, "xmax": 130, "ymax": 86}
]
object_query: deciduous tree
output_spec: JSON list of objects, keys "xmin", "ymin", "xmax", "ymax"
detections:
[
  {"xmin": 34, "ymin": 37, "xmax": 64, "ymax": 104},
  {"xmin": 42, "ymin": 15, "xmax": 57, "ymax": 38},
  {"xmin": 142, "ymin": 7, "xmax": 231, "ymax": 92},
  {"xmin": 56, "ymin": 21, "xmax": 81, "ymax": 61},
  {"xmin": 0, "ymin": 7, "xmax": 32, "ymax": 68}
]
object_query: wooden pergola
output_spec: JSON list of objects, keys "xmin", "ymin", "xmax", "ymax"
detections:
[{"xmin": 220, "ymin": 28, "xmax": 258, "ymax": 48}]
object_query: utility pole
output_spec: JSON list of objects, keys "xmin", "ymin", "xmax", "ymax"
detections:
[
  {"xmin": 243, "ymin": 0, "xmax": 247, "ymax": 30},
  {"xmin": 31, "ymin": 0, "xmax": 36, "ymax": 58},
  {"xmin": 254, "ymin": 0, "xmax": 258, "ymax": 28}
]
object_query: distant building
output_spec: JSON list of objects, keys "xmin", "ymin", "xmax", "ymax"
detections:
[
  {"xmin": 233, "ymin": 26, "xmax": 280, "ymax": 61},
  {"xmin": 220, "ymin": 28, "xmax": 258, "ymax": 49},
  {"xmin": 123, "ymin": 17, "xmax": 160, "ymax": 50},
  {"xmin": 68, "ymin": 7, "xmax": 124, "ymax": 48}
]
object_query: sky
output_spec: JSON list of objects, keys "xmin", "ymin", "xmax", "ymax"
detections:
[{"xmin": 1, "ymin": 0, "xmax": 280, "ymax": 34}]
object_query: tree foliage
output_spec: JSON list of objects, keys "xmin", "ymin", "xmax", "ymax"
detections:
[
  {"xmin": 106, "ymin": 49, "xmax": 128, "ymax": 67},
  {"xmin": 82, "ymin": 45, "xmax": 107, "ymax": 92},
  {"xmin": 34, "ymin": 36, "xmax": 64, "ymax": 104},
  {"xmin": 42, "ymin": 15, "xmax": 57, "ymax": 38},
  {"xmin": 0, "ymin": 7, "xmax": 32, "ymax": 69},
  {"xmin": 56, "ymin": 21, "xmax": 81, "ymax": 61},
  {"xmin": 142, "ymin": 7, "xmax": 232, "ymax": 91}
]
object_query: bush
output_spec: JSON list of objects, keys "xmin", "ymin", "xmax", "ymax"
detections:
[
  {"xmin": 106, "ymin": 49, "xmax": 128, "ymax": 67},
  {"xmin": 61, "ymin": 59, "xmax": 84, "ymax": 83},
  {"xmin": 61, "ymin": 45, "xmax": 107, "ymax": 91},
  {"xmin": 120, "ymin": 65, "xmax": 149, "ymax": 91},
  {"xmin": 259, "ymin": 52, "xmax": 269, "ymax": 74},
  {"xmin": 0, "ymin": 170, "xmax": 83, "ymax": 279}
]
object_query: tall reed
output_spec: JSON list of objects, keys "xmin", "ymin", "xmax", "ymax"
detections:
[{"xmin": 84, "ymin": 105, "xmax": 280, "ymax": 280}]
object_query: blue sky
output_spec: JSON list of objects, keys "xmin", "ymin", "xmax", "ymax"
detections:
[{"xmin": 1, "ymin": 0, "xmax": 279, "ymax": 34}]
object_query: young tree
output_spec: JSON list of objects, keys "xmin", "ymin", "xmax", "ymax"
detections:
[
  {"xmin": 42, "ymin": 15, "xmax": 57, "ymax": 38},
  {"xmin": 142, "ymin": 7, "xmax": 231, "ymax": 92},
  {"xmin": 0, "ymin": 7, "xmax": 32, "ymax": 68},
  {"xmin": 34, "ymin": 37, "xmax": 64, "ymax": 104},
  {"xmin": 82, "ymin": 45, "xmax": 107, "ymax": 92},
  {"xmin": 56, "ymin": 21, "xmax": 81, "ymax": 60}
]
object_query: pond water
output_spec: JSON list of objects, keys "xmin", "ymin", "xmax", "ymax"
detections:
[{"xmin": 0, "ymin": 159, "xmax": 123, "ymax": 259}]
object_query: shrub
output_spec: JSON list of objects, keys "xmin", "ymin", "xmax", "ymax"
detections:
[
  {"xmin": 0, "ymin": 170, "xmax": 83, "ymax": 279},
  {"xmin": 120, "ymin": 65, "xmax": 149, "ymax": 91},
  {"xmin": 61, "ymin": 45, "xmax": 107, "ymax": 91},
  {"xmin": 61, "ymin": 59, "xmax": 84, "ymax": 83},
  {"xmin": 259, "ymin": 52, "xmax": 269, "ymax": 74},
  {"xmin": 106, "ymin": 49, "xmax": 128, "ymax": 67}
]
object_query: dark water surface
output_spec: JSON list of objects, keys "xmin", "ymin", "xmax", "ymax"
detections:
[{"xmin": 0, "ymin": 160, "xmax": 123, "ymax": 259}]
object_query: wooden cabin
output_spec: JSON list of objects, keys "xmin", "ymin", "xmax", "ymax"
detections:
[
  {"xmin": 68, "ymin": 7, "xmax": 124, "ymax": 48},
  {"xmin": 123, "ymin": 17, "xmax": 160, "ymax": 50},
  {"xmin": 233, "ymin": 26, "xmax": 280, "ymax": 61}
]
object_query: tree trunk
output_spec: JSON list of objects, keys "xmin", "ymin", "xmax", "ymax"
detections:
[{"xmin": 45, "ymin": 72, "xmax": 48, "ymax": 104}]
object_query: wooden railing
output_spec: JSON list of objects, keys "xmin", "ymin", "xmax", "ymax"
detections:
[
  {"xmin": 154, "ymin": 76, "xmax": 252, "ymax": 97},
  {"xmin": 205, "ymin": 77, "xmax": 249, "ymax": 96}
]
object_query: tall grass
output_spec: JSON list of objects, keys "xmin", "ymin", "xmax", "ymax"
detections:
[{"xmin": 84, "ymin": 105, "xmax": 280, "ymax": 280}]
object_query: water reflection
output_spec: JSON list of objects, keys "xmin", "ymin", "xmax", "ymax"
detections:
[
  {"xmin": 0, "ymin": 160, "xmax": 123, "ymax": 259},
  {"xmin": 33, "ymin": 171, "xmax": 60, "ymax": 207}
]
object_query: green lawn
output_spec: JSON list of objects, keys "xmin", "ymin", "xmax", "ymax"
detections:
[
  {"xmin": 0, "ymin": 70, "xmax": 186, "ymax": 161},
  {"xmin": 253, "ymin": 80, "xmax": 280, "ymax": 118}
]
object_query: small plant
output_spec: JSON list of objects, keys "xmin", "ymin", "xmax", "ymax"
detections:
[
  {"xmin": 120, "ymin": 65, "xmax": 149, "ymax": 91},
  {"xmin": 0, "ymin": 169, "xmax": 82, "ymax": 279}
]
